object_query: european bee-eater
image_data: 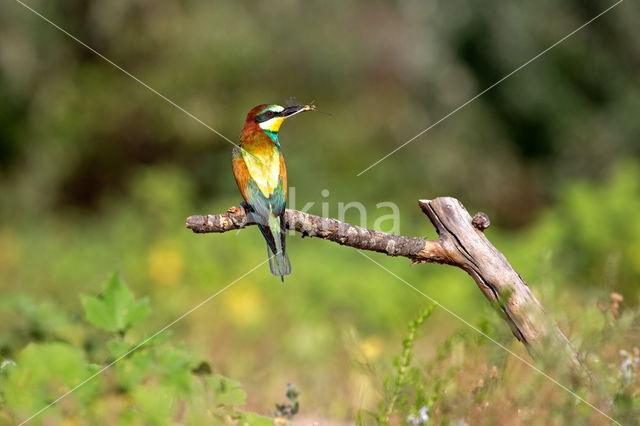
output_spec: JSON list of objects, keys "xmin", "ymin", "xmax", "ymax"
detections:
[{"xmin": 232, "ymin": 104, "xmax": 314, "ymax": 281}]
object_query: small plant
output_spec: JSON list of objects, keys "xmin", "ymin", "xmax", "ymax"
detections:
[
  {"xmin": 358, "ymin": 304, "xmax": 436, "ymax": 425},
  {"xmin": 274, "ymin": 383, "xmax": 300, "ymax": 424},
  {"xmin": 0, "ymin": 272, "xmax": 274, "ymax": 424},
  {"xmin": 407, "ymin": 405, "xmax": 430, "ymax": 425},
  {"xmin": 81, "ymin": 272, "xmax": 151, "ymax": 336}
]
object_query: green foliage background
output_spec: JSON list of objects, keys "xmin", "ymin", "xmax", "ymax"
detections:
[{"xmin": 0, "ymin": 0, "xmax": 638, "ymax": 424}]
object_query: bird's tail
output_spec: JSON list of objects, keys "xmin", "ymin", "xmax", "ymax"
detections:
[{"xmin": 257, "ymin": 212, "xmax": 291, "ymax": 281}]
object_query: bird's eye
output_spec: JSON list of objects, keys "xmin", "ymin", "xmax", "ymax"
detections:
[{"xmin": 264, "ymin": 111, "xmax": 275, "ymax": 118}]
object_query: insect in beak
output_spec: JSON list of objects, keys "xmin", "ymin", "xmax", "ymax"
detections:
[{"xmin": 281, "ymin": 104, "xmax": 316, "ymax": 118}]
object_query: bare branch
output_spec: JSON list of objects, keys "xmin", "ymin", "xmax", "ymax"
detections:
[
  {"xmin": 186, "ymin": 205, "xmax": 448, "ymax": 262},
  {"xmin": 186, "ymin": 197, "xmax": 582, "ymax": 374}
]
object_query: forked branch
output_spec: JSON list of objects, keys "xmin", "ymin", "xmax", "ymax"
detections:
[{"xmin": 186, "ymin": 197, "xmax": 582, "ymax": 373}]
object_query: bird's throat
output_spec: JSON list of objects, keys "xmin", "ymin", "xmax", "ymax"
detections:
[{"xmin": 263, "ymin": 130, "xmax": 280, "ymax": 147}]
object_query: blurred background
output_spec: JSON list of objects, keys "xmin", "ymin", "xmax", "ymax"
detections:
[{"xmin": 0, "ymin": 0, "xmax": 639, "ymax": 423}]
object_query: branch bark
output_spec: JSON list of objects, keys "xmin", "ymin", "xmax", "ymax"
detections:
[{"xmin": 186, "ymin": 197, "xmax": 582, "ymax": 373}]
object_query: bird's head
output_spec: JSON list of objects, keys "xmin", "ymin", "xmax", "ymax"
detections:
[{"xmin": 245, "ymin": 104, "xmax": 315, "ymax": 133}]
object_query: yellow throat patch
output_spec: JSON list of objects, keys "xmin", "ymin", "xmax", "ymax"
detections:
[{"xmin": 258, "ymin": 117, "xmax": 285, "ymax": 133}]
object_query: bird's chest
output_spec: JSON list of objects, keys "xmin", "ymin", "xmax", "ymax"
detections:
[{"xmin": 242, "ymin": 146, "xmax": 281, "ymax": 196}]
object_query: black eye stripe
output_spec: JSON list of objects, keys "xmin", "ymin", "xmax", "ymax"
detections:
[{"xmin": 254, "ymin": 110, "xmax": 280, "ymax": 123}]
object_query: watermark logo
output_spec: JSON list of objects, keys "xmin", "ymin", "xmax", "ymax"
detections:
[{"xmin": 288, "ymin": 187, "xmax": 400, "ymax": 235}]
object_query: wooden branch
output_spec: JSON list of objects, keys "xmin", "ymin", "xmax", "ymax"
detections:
[{"xmin": 186, "ymin": 197, "xmax": 582, "ymax": 373}]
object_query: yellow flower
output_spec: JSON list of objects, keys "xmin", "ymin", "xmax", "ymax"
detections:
[
  {"xmin": 360, "ymin": 336, "xmax": 384, "ymax": 361},
  {"xmin": 147, "ymin": 240, "xmax": 183, "ymax": 287},
  {"xmin": 223, "ymin": 285, "xmax": 263, "ymax": 326}
]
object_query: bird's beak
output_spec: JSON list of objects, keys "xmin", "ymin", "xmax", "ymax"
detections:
[{"xmin": 281, "ymin": 104, "xmax": 316, "ymax": 118}]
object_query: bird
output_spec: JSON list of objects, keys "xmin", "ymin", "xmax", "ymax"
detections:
[{"xmin": 232, "ymin": 104, "xmax": 314, "ymax": 281}]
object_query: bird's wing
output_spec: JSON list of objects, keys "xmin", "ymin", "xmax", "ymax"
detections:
[
  {"xmin": 232, "ymin": 146, "xmax": 252, "ymax": 203},
  {"xmin": 279, "ymin": 151, "xmax": 288, "ymax": 204}
]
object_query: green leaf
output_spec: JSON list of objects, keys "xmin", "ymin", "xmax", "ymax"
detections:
[
  {"xmin": 114, "ymin": 350, "xmax": 153, "ymax": 391},
  {"xmin": 131, "ymin": 385, "xmax": 175, "ymax": 424},
  {"xmin": 156, "ymin": 347, "xmax": 193, "ymax": 395},
  {"xmin": 209, "ymin": 374, "xmax": 247, "ymax": 407},
  {"xmin": 236, "ymin": 412, "xmax": 274, "ymax": 426},
  {"xmin": 107, "ymin": 338, "xmax": 134, "ymax": 358},
  {"xmin": 3, "ymin": 343, "xmax": 99, "ymax": 418},
  {"xmin": 81, "ymin": 272, "xmax": 150, "ymax": 333},
  {"xmin": 108, "ymin": 330, "xmax": 171, "ymax": 358}
]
